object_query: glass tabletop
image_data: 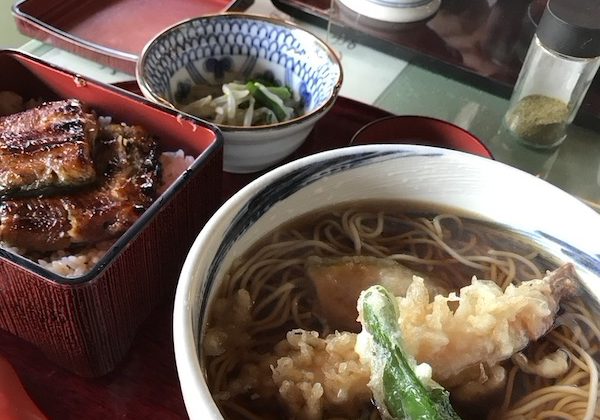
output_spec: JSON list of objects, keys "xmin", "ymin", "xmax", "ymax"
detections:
[{"xmin": 375, "ymin": 60, "xmax": 600, "ymax": 212}]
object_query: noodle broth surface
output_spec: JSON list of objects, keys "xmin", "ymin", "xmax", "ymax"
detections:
[{"xmin": 202, "ymin": 200, "xmax": 600, "ymax": 420}]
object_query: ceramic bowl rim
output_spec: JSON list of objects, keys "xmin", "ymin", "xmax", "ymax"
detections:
[{"xmin": 136, "ymin": 12, "xmax": 344, "ymax": 132}]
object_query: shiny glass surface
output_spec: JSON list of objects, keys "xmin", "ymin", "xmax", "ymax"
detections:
[{"xmin": 375, "ymin": 59, "xmax": 600, "ymax": 210}]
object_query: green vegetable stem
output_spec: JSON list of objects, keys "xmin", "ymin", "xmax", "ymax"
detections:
[
  {"xmin": 361, "ymin": 285, "xmax": 461, "ymax": 420},
  {"xmin": 246, "ymin": 81, "xmax": 293, "ymax": 122}
]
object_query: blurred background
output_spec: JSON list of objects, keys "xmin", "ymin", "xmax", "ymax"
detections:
[{"xmin": 0, "ymin": 0, "xmax": 29, "ymax": 47}]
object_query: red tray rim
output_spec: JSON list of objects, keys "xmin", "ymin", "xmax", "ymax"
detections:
[{"xmin": 11, "ymin": 0, "xmax": 244, "ymax": 66}]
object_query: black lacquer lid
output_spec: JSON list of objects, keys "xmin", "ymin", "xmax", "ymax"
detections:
[{"xmin": 537, "ymin": 0, "xmax": 600, "ymax": 58}]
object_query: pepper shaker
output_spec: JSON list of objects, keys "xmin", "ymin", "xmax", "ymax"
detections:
[{"xmin": 504, "ymin": 0, "xmax": 600, "ymax": 149}]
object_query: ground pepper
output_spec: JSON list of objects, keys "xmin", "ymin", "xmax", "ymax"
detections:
[{"xmin": 504, "ymin": 94, "xmax": 570, "ymax": 148}]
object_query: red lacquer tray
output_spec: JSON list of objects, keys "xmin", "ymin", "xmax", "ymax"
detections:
[
  {"xmin": 12, "ymin": 0, "xmax": 253, "ymax": 74},
  {"xmin": 0, "ymin": 96, "xmax": 391, "ymax": 419}
]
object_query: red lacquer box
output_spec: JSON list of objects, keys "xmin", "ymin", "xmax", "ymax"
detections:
[{"xmin": 0, "ymin": 49, "xmax": 223, "ymax": 377}]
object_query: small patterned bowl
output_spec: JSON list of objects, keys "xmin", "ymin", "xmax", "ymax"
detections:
[{"xmin": 137, "ymin": 13, "xmax": 343, "ymax": 173}]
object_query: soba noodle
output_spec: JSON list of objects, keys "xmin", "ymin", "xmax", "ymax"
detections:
[{"xmin": 204, "ymin": 203, "xmax": 600, "ymax": 419}]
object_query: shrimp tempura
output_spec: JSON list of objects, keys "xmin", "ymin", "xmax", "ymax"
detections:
[{"xmin": 395, "ymin": 263, "xmax": 578, "ymax": 385}]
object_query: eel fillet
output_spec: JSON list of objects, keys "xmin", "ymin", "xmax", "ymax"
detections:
[
  {"xmin": 0, "ymin": 99, "xmax": 98, "ymax": 197},
  {"xmin": 0, "ymin": 123, "xmax": 160, "ymax": 253}
]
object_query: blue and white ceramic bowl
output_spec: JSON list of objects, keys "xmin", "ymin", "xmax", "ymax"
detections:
[
  {"xmin": 173, "ymin": 144, "xmax": 600, "ymax": 419},
  {"xmin": 137, "ymin": 13, "xmax": 343, "ymax": 173}
]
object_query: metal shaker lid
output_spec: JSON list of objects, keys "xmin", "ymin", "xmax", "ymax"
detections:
[{"xmin": 537, "ymin": 0, "xmax": 600, "ymax": 58}]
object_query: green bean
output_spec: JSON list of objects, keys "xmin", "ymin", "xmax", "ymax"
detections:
[
  {"xmin": 266, "ymin": 86, "xmax": 292, "ymax": 100},
  {"xmin": 245, "ymin": 81, "xmax": 290, "ymax": 122},
  {"xmin": 361, "ymin": 285, "xmax": 461, "ymax": 419}
]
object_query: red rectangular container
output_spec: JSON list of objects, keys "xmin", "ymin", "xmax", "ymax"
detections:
[
  {"xmin": 0, "ymin": 49, "xmax": 223, "ymax": 377},
  {"xmin": 11, "ymin": 0, "xmax": 245, "ymax": 74}
]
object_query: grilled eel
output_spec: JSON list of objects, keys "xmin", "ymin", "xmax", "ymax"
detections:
[
  {"xmin": 0, "ymin": 123, "xmax": 160, "ymax": 253},
  {"xmin": 0, "ymin": 99, "xmax": 99, "ymax": 198}
]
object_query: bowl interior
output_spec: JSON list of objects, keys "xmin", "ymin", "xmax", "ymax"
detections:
[
  {"xmin": 194, "ymin": 146, "xmax": 600, "ymax": 317},
  {"xmin": 138, "ymin": 14, "xmax": 341, "ymax": 114}
]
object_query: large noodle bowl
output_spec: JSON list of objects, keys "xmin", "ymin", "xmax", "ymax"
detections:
[{"xmin": 202, "ymin": 201, "xmax": 599, "ymax": 419}]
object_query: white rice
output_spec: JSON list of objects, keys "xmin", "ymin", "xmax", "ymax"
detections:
[
  {"xmin": 36, "ymin": 241, "xmax": 113, "ymax": 277},
  {"xmin": 1, "ymin": 150, "xmax": 194, "ymax": 279},
  {"xmin": 158, "ymin": 150, "xmax": 196, "ymax": 194}
]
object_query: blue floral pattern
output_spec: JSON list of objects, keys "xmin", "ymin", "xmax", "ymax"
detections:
[
  {"xmin": 140, "ymin": 15, "xmax": 341, "ymax": 111},
  {"xmin": 204, "ymin": 57, "xmax": 233, "ymax": 79}
]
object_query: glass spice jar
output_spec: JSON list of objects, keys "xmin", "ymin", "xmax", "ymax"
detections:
[{"xmin": 504, "ymin": 0, "xmax": 600, "ymax": 149}]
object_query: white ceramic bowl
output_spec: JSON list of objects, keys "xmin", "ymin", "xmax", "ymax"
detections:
[
  {"xmin": 337, "ymin": 0, "xmax": 441, "ymax": 23},
  {"xmin": 137, "ymin": 13, "xmax": 343, "ymax": 173},
  {"xmin": 173, "ymin": 144, "xmax": 600, "ymax": 418}
]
